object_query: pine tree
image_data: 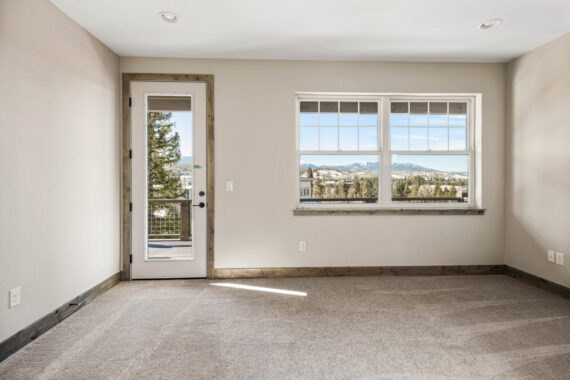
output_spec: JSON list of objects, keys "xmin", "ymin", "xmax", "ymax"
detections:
[
  {"xmin": 307, "ymin": 167, "xmax": 314, "ymax": 178},
  {"xmin": 348, "ymin": 176, "xmax": 361, "ymax": 198},
  {"xmin": 147, "ymin": 112, "xmax": 184, "ymax": 199},
  {"xmin": 325, "ymin": 183, "xmax": 335, "ymax": 198},
  {"xmin": 336, "ymin": 181, "xmax": 347, "ymax": 198},
  {"xmin": 360, "ymin": 178, "xmax": 373, "ymax": 198},
  {"xmin": 313, "ymin": 177, "xmax": 324, "ymax": 198}
]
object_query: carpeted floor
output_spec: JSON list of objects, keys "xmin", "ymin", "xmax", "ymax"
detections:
[{"xmin": 1, "ymin": 275, "xmax": 569, "ymax": 379}]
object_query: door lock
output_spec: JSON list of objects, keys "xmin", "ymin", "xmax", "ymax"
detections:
[{"xmin": 193, "ymin": 202, "xmax": 206, "ymax": 208}]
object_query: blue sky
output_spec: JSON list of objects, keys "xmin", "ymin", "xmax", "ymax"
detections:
[
  {"xmin": 170, "ymin": 111, "xmax": 192, "ymax": 157},
  {"xmin": 300, "ymin": 155, "xmax": 378, "ymax": 166}
]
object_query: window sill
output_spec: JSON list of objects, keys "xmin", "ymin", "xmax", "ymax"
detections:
[{"xmin": 293, "ymin": 208, "xmax": 485, "ymax": 215}]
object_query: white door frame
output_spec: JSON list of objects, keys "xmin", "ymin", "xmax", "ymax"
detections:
[{"xmin": 121, "ymin": 74, "xmax": 214, "ymax": 280}]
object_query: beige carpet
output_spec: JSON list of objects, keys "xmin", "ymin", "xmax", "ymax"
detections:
[{"xmin": 1, "ymin": 275, "xmax": 569, "ymax": 379}]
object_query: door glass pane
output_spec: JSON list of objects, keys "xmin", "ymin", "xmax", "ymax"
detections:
[{"xmin": 147, "ymin": 96, "xmax": 193, "ymax": 259}]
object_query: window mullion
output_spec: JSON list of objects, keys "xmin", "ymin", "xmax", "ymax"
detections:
[{"xmin": 381, "ymin": 97, "xmax": 392, "ymax": 207}]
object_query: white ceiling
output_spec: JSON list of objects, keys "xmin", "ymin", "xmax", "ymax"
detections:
[{"xmin": 51, "ymin": 0, "xmax": 570, "ymax": 63}]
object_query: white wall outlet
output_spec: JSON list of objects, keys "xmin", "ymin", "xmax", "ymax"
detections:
[
  {"xmin": 9, "ymin": 287, "xmax": 21, "ymax": 308},
  {"xmin": 226, "ymin": 181, "xmax": 233, "ymax": 192},
  {"xmin": 555, "ymin": 252, "xmax": 564, "ymax": 266},
  {"xmin": 299, "ymin": 241, "xmax": 307, "ymax": 252},
  {"xmin": 547, "ymin": 250, "xmax": 555, "ymax": 263}
]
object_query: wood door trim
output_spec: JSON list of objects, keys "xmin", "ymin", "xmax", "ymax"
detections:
[{"xmin": 121, "ymin": 73, "xmax": 215, "ymax": 280}]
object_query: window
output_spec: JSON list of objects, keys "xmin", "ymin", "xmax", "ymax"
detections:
[
  {"xmin": 297, "ymin": 94, "xmax": 477, "ymax": 208},
  {"xmin": 298, "ymin": 98, "xmax": 381, "ymax": 205}
]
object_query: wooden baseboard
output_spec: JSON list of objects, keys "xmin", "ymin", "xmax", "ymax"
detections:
[
  {"xmin": 505, "ymin": 266, "xmax": 569, "ymax": 300},
  {"xmin": 214, "ymin": 265, "xmax": 506, "ymax": 279},
  {"xmin": 0, "ymin": 272, "xmax": 120, "ymax": 362}
]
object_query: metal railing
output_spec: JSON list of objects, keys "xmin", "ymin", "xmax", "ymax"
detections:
[{"xmin": 148, "ymin": 199, "xmax": 191, "ymax": 240}]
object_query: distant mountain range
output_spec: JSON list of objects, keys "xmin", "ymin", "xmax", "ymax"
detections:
[{"xmin": 301, "ymin": 161, "xmax": 465, "ymax": 174}]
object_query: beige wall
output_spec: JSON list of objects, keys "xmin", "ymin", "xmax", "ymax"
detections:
[
  {"xmin": 505, "ymin": 32, "xmax": 570, "ymax": 287},
  {"xmin": 121, "ymin": 58, "xmax": 505, "ymax": 270},
  {"xmin": 0, "ymin": 0, "xmax": 120, "ymax": 342}
]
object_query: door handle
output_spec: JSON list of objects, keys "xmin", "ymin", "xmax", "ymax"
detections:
[{"xmin": 193, "ymin": 202, "xmax": 205, "ymax": 208}]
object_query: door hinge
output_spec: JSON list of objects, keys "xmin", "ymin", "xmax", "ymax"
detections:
[
  {"xmin": 129, "ymin": 202, "xmax": 132, "ymax": 212},
  {"xmin": 129, "ymin": 97, "xmax": 132, "ymax": 107},
  {"xmin": 129, "ymin": 149, "xmax": 132, "ymax": 159},
  {"xmin": 129, "ymin": 254, "xmax": 132, "ymax": 264}
]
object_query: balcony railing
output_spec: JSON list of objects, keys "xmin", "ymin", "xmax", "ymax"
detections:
[{"xmin": 148, "ymin": 199, "xmax": 191, "ymax": 240}]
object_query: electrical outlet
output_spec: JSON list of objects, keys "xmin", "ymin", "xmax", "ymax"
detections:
[
  {"xmin": 226, "ymin": 181, "xmax": 233, "ymax": 192},
  {"xmin": 555, "ymin": 252, "xmax": 564, "ymax": 266},
  {"xmin": 299, "ymin": 241, "xmax": 307, "ymax": 252},
  {"xmin": 9, "ymin": 287, "xmax": 21, "ymax": 308},
  {"xmin": 547, "ymin": 250, "xmax": 555, "ymax": 263}
]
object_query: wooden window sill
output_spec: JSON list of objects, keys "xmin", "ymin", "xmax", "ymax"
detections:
[{"xmin": 293, "ymin": 208, "xmax": 485, "ymax": 215}]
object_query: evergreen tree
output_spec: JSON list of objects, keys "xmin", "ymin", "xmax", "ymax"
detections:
[
  {"xmin": 307, "ymin": 167, "xmax": 314, "ymax": 178},
  {"xmin": 348, "ymin": 176, "xmax": 361, "ymax": 198},
  {"xmin": 147, "ymin": 112, "xmax": 184, "ymax": 199},
  {"xmin": 313, "ymin": 177, "xmax": 324, "ymax": 198},
  {"xmin": 360, "ymin": 178, "xmax": 373, "ymax": 198},
  {"xmin": 336, "ymin": 181, "xmax": 347, "ymax": 198},
  {"xmin": 449, "ymin": 186, "xmax": 457, "ymax": 198},
  {"xmin": 325, "ymin": 183, "xmax": 335, "ymax": 198}
]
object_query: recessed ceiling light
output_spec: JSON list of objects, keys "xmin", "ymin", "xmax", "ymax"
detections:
[
  {"xmin": 479, "ymin": 18, "xmax": 502, "ymax": 30},
  {"xmin": 159, "ymin": 11, "xmax": 178, "ymax": 23}
]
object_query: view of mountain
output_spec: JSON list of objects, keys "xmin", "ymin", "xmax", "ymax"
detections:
[{"xmin": 300, "ymin": 161, "xmax": 446, "ymax": 173}]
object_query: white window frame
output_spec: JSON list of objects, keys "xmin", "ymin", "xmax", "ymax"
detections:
[{"xmin": 295, "ymin": 92, "xmax": 481, "ymax": 210}]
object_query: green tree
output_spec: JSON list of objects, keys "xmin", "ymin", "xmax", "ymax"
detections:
[
  {"xmin": 307, "ymin": 167, "xmax": 314, "ymax": 178},
  {"xmin": 449, "ymin": 186, "xmax": 457, "ymax": 198},
  {"xmin": 313, "ymin": 177, "xmax": 324, "ymax": 198},
  {"xmin": 336, "ymin": 181, "xmax": 347, "ymax": 198},
  {"xmin": 348, "ymin": 176, "xmax": 361, "ymax": 198},
  {"xmin": 147, "ymin": 112, "xmax": 184, "ymax": 199},
  {"xmin": 360, "ymin": 178, "xmax": 374, "ymax": 198},
  {"xmin": 325, "ymin": 183, "xmax": 335, "ymax": 198}
]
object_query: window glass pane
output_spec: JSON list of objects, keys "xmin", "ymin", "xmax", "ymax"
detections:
[
  {"xmin": 390, "ymin": 114, "xmax": 408, "ymax": 126},
  {"xmin": 429, "ymin": 127, "xmax": 447, "ymax": 150},
  {"xmin": 449, "ymin": 127, "xmax": 467, "ymax": 150},
  {"xmin": 359, "ymin": 102, "xmax": 378, "ymax": 114},
  {"xmin": 340, "ymin": 113, "xmax": 358, "ymax": 126},
  {"xmin": 428, "ymin": 114, "xmax": 447, "ymax": 126},
  {"xmin": 391, "ymin": 127, "xmax": 408, "ymax": 150},
  {"xmin": 300, "ymin": 101, "xmax": 318, "ymax": 112},
  {"xmin": 409, "ymin": 127, "xmax": 428, "ymax": 150},
  {"xmin": 319, "ymin": 127, "xmax": 338, "ymax": 150},
  {"xmin": 391, "ymin": 102, "xmax": 408, "ymax": 113},
  {"xmin": 339, "ymin": 127, "xmax": 358, "ymax": 150},
  {"xmin": 300, "ymin": 113, "xmax": 318, "ymax": 126},
  {"xmin": 449, "ymin": 114, "xmax": 467, "ymax": 127},
  {"xmin": 410, "ymin": 102, "xmax": 428, "ymax": 114},
  {"xmin": 449, "ymin": 102, "xmax": 467, "ymax": 114},
  {"xmin": 359, "ymin": 114, "xmax": 377, "ymax": 127},
  {"xmin": 320, "ymin": 101, "xmax": 338, "ymax": 113},
  {"xmin": 300, "ymin": 155, "xmax": 378, "ymax": 204},
  {"xmin": 391, "ymin": 154, "xmax": 468, "ymax": 203},
  {"xmin": 429, "ymin": 102, "xmax": 447, "ymax": 114},
  {"xmin": 320, "ymin": 113, "xmax": 338, "ymax": 126},
  {"xmin": 300, "ymin": 127, "xmax": 318, "ymax": 150},
  {"xmin": 409, "ymin": 114, "xmax": 428, "ymax": 126},
  {"xmin": 359, "ymin": 127, "xmax": 378, "ymax": 150},
  {"xmin": 340, "ymin": 102, "xmax": 358, "ymax": 113}
]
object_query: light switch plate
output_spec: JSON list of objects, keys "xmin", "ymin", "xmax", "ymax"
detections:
[
  {"xmin": 226, "ymin": 181, "xmax": 233, "ymax": 192},
  {"xmin": 9, "ymin": 287, "xmax": 21, "ymax": 308},
  {"xmin": 555, "ymin": 252, "xmax": 564, "ymax": 266},
  {"xmin": 547, "ymin": 250, "xmax": 555, "ymax": 263},
  {"xmin": 299, "ymin": 241, "xmax": 307, "ymax": 252}
]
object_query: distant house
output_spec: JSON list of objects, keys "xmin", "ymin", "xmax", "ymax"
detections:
[{"xmin": 300, "ymin": 177, "xmax": 314, "ymax": 198}]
